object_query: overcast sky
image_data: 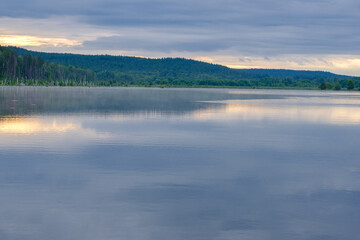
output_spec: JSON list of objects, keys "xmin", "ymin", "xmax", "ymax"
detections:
[{"xmin": 1, "ymin": 0, "xmax": 360, "ymax": 76}]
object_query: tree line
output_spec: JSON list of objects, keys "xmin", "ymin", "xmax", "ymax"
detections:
[
  {"xmin": 0, "ymin": 46, "xmax": 96, "ymax": 86},
  {"xmin": 318, "ymin": 79, "xmax": 360, "ymax": 91},
  {"xmin": 2, "ymin": 45, "xmax": 360, "ymax": 90}
]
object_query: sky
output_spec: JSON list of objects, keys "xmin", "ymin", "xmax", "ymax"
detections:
[{"xmin": 0, "ymin": 0, "xmax": 360, "ymax": 76}]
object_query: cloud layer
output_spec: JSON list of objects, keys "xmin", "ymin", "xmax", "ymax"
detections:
[{"xmin": 1, "ymin": 0, "xmax": 360, "ymax": 75}]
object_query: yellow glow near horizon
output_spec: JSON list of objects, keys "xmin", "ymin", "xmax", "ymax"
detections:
[
  {"xmin": 0, "ymin": 35, "xmax": 81, "ymax": 47},
  {"xmin": 192, "ymin": 55, "xmax": 360, "ymax": 76},
  {"xmin": 0, "ymin": 118, "xmax": 79, "ymax": 134}
]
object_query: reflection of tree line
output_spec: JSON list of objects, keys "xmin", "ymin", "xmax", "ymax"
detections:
[
  {"xmin": 0, "ymin": 87, "xmax": 293, "ymax": 116},
  {"xmin": 0, "ymin": 87, "xmax": 221, "ymax": 116}
]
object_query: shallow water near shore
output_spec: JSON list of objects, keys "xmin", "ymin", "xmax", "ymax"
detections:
[{"xmin": 1, "ymin": 86, "xmax": 360, "ymax": 240}]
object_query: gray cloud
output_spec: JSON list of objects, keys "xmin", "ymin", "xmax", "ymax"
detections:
[
  {"xmin": 1, "ymin": 0, "xmax": 360, "ymax": 72},
  {"xmin": 81, "ymin": 34, "xmax": 231, "ymax": 52},
  {"xmin": 2, "ymin": 0, "xmax": 359, "ymax": 26},
  {"xmin": 78, "ymin": 22, "xmax": 360, "ymax": 55}
]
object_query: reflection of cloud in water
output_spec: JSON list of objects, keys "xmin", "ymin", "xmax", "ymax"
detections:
[
  {"xmin": 0, "ymin": 117, "xmax": 79, "ymax": 134},
  {"xmin": 1, "ymin": 91, "xmax": 360, "ymax": 153},
  {"xmin": 0, "ymin": 117, "xmax": 111, "ymax": 153},
  {"xmin": 1, "ymin": 89, "xmax": 360, "ymax": 240},
  {"xmin": 192, "ymin": 100, "xmax": 360, "ymax": 125}
]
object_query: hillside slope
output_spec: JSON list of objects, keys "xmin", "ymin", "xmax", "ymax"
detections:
[
  {"xmin": 7, "ymin": 46, "xmax": 358, "ymax": 89},
  {"xmin": 10, "ymin": 47, "xmax": 256, "ymax": 81},
  {"xmin": 11, "ymin": 47, "xmax": 352, "ymax": 80}
]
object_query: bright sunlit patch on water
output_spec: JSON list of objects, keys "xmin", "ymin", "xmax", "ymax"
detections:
[{"xmin": 0, "ymin": 35, "xmax": 81, "ymax": 47}]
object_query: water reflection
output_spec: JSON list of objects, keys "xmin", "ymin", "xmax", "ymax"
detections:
[
  {"xmin": 0, "ymin": 117, "xmax": 79, "ymax": 134},
  {"xmin": 193, "ymin": 100, "xmax": 360, "ymax": 125},
  {"xmin": 0, "ymin": 87, "xmax": 360, "ymax": 240}
]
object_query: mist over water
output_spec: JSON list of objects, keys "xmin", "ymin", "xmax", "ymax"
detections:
[{"xmin": 1, "ymin": 87, "xmax": 360, "ymax": 240}]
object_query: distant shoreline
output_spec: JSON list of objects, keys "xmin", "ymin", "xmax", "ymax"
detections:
[{"xmin": 1, "ymin": 84, "xmax": 359, "ymax": 92}]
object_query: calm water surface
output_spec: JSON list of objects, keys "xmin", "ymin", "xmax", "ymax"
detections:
[{"xmin": 1, "ymin": 87, "xmax": 360, "ymax": 240}]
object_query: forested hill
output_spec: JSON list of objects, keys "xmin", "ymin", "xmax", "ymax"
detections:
[
  {"xmin": 4, "ymin": 46, "xmax": 359, "ymax": 89},
  {"xmin": 11, "ymin": 47, "xmax": 352, "ymax": 81},
  {"xmin": 10, "ymin": 47, "xmax": 256, "ymax": 81}
]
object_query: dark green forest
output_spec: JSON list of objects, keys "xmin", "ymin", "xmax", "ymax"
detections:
[
  {"xmin": 0, "ymin": 46, "xmax": 96, "ymax": 86},
  {"xmin": 1, "ymin": 46, "xmax": 359, "ymax": 89}
]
